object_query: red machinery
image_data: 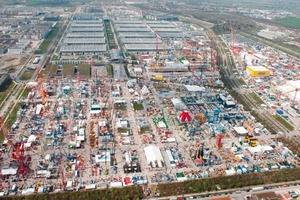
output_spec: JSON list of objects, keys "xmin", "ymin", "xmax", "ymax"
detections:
[
  {"xmin": 12, "ymin": 142, "xmax": 31, "ymax": 178},
  {"xmin": 276, "ymin": 88, "xmax": 299, "ymax": 106},
  {"xmin": 216, "ymin": 133, "xmax": 223, "ymax": 150},
  {"xmin": 60, "ymin": 157, "xmax": 65, "ymax": 190}
]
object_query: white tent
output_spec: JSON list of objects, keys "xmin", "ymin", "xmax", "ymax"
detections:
[
  {"xmin": 233, "ymin": 127, "xmax": 248, "ymax": 136},
  {"xmin": 261, "ymin": 145, "xmax": 273, "ymax": 152},
  {"xmin": 28, "ymin": 135, "xmax": 36, "ymax": 143},
  {"xmin": 1, "ymin": 168, "xmax": 17, "ymax": 175},
  {"xmin": 144, "ymin": 146, "xmax": 164, "ymax": 168},
  {"xmin": 248, "ymin": 146, "xmax": 262, "ymax": 154},
  {"xmin": 141, "ymin": 85, "xmax": 150, "ymax": 95}
]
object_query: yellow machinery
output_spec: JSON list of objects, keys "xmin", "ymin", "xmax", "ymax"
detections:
[
  {"xmin": 249, "ymin": 138, "xmax": 258, "ymax": 147},
  {"xmin": 244, "ymin": 135, "xmax": 253, "ymax": 143}
]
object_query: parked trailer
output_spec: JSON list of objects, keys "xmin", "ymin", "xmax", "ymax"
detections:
[
  {"xmin": 252, "ymin": 186, "xmax": 264, "ymax": 192},
  {"xmin": 33, "ymin": 57, "xmax": 41, "ymax": 64}
]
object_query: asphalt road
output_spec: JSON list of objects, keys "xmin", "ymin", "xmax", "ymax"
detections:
[{"xmin": 113, "ymin": 63, "xmax": 128, "ymax": 81}]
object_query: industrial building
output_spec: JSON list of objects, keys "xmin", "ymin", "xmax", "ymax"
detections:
[
  {"xmin": 246, "ymin": 66, "xmax": 270, "ymax": 77},
  {"xmin": 144, "ymin": 13, "xmax": 179, "ymax": 21},
  {"xmin": 69, "ymin": 27, "xmax": 104, "ymax": 32},
  {"xmin": 0, "ymin": 74, "xmax": 12, "ymax": 92},
  {"xmin": 250, "ymin": 191, "xmax": 280, "ymax": 200},
  {"xmin": 124, "ymin": 44, "xmax": 163, "ymax": 52},
  {"xmin": 63, "ymin": 38, "xmax": 105, "ymax": 45},
  {"xmin": 59, "ymin": 16, "xmax": 107, "ymax": 55},
  {"xmin": 118, "ymin": 32, "xmax": 156, "ymax": 38},
  {"xmin": 72, "ymin": 20, "xmax": 104, "ymax": 24},
  {"xmin": 60, "ymin": 45, "xmax": 106, "ymax": 54},
  {"xmin": 114, "ymin": 18, "xmax": 164, "ymax": 52},
  {"xmin": 66, "ymin": 32, "xmax": 105, "ymax": 38},
  {"xmin": 121, "ymin": 38, "xmax": 161, "ymax": 44}
]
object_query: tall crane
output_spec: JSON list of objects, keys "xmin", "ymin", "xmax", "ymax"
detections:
[
  {"xmin": 155, "ymin": 31, "xmax": 159, "ymax": 55},
  {"xmin": 60, "ymin": 157, "xmax": 65, "ymax": 190},
  {"xmin": 277, "ymin": 88, "xmax": 299, "ymax": 106}
]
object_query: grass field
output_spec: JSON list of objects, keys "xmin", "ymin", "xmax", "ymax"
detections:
[
  {"xmin": 277, "ymin": 18, "xmax": 300, "ymax": 29},
  {"xmin": 21, "ymin": 88, "xmax": 31, "ymax": 99},
  {"xmin": 133, "ymin": 103, "xmax": 144, "ymax": 111},
  {"xmin": 45, "ymin": 64, "xmax": 58, "ymax": 76},
  {"xmin": 273, "ymin": 114, "xmax": 294, "ymax": 131},
  {"xmin": 6, "ymin": 103, "xmax": 21, "ymax": 128},
  {"xmin": 106, "ymin": 64, "xmax": 114, "ymax": 77},
  {"xmin": 62, "ymin": 64, "xmax": 75, "ymax": 76},
  {"xmin": 20, "ymin": 69, "xmax": 35, "ymax": 80},
  {"xmin": 250, "ymin": 92, "xmax": 265, "ymax": 105},
  {"xmin": 36, "ymin": 22, "xmax": 62, "ymax": 54},
  {"xmin": 140, "ymin": 126, "xmax": 151, "ymax": 133},
  {"xmin": 78, "ymin": 64, "xmax": 91, "ymax": 76},
  {"xmin": 0, "ymin": 82, "xmax": 16, "ymax": 107}
]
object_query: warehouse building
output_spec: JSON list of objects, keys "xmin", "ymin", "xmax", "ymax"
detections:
[
  {"xmin": 116, "ymin": 27, "xmax": 151, "ymax": 32},
  {"xmin": 114, "ymin": 21, "xmax": 144, "ymax": 24},
  {"xmin": 0, "ymin": 74, "xmax": 12, "ymax": 92},
  {"xmin": 69, "ymin": 27, "xmax": 104, "ymax": 32},
  {"xmin": 66, "ymin": 32, "xmax": 105, "ymax": 38},
  {"xmin": 246, "ymin": 66, "xmax": 270, "ymax": 77},
  {"xmin": 63, "ymin": 38, "xmax": 105, "ymax": 45},
  {"xmin": 59, "ymin": 15, "xmax": 107, "ymax": 55},
  {"xmin": 70, "ymin": 24, "xmax": 103, "ymax": 28},
  {"xmin": 124, "ymin": 44, "xmax": 163, "ymax": 52},
  {"xmin": 146, "ymin": 21, "xmax": 177, "ymax": 27},
  {"xmin": 152, "ymin": 28, "xmax": 182, "ymax": 33},
  {"xmin": 158, "ymin": 33, "xmax": 191, "ymax": 39},
  {"xmin": 121, "ymin": 38, "xmax": 161, "ymax": 44},
  {"xmin": 60, "ymin": 45, "xmax": 106, "ymax": 54},
  {"xmin": 115, "ymin": 24, "xmax": 147, "ymax": 28},
  {"xmin": 144, "ymin": 14, "xmax": 178, "ymax": 21},
  {"xmin": 118, "ymin": 32, "xmax": 156, "ymax": 38},
  {"xmin": 72, "ymin": 19, "xmax": 103, "ymax": 24}
]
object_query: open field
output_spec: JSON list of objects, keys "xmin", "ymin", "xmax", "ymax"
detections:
[
  {"xmin": 44, "ymin": 64, "xmax": 59, "ymax": 76},
  {"xmin": 250, "ymin": 92, "xmax": 265, "ymax": 105},
  {"xmin": 36, "ymin": 23, "xmax": 62, "ymax": 54},
  {"xmin": 78, "ymin": 64, "xmax": 91, "ymax": 76},
  {"xmin": 5, "ymin": 103, "xmax": 21, "ymax": 128},
  {"xmin": 277, "ymin": 18, "xmax": 300, "ymax": 29},
  {"xmin": 0, "ymin": 82, "xmax": 14, "ymax": 104},
  {"xmin": 273, "ymin": 114, "xmax": 294, "ymax": 132},
  {"xmin": 106, "ymin": 64, "xmax": 114, "ymax": 77},
  {"xmin": 62, "ymin": 64, "xmax": 75, "ymax": 76},
  {"xmin": 20, "ymin": 69, "xmax": 35, "ymax": 80}
]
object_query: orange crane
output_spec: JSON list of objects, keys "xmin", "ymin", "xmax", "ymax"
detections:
[
  {"xmin": 277, "ymin": 88, "xmax": 300, "ymax": 106},
  {"xmin": 0, "ymin": 116, "xmax": 12, "ymax": 149}
]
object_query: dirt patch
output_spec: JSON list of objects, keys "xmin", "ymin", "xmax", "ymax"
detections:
[{"xmin": 0, "ymin": 55, "xmax": 30, "ymax": 75}]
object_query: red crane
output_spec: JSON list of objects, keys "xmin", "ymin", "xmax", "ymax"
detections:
[
  {"xmin": 277, "ymin": 88, "xmax": 300, "ymax": 106},
  {"xmin": 60, "ymin": 157, "xmax": 65, "ymax": 190}
]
